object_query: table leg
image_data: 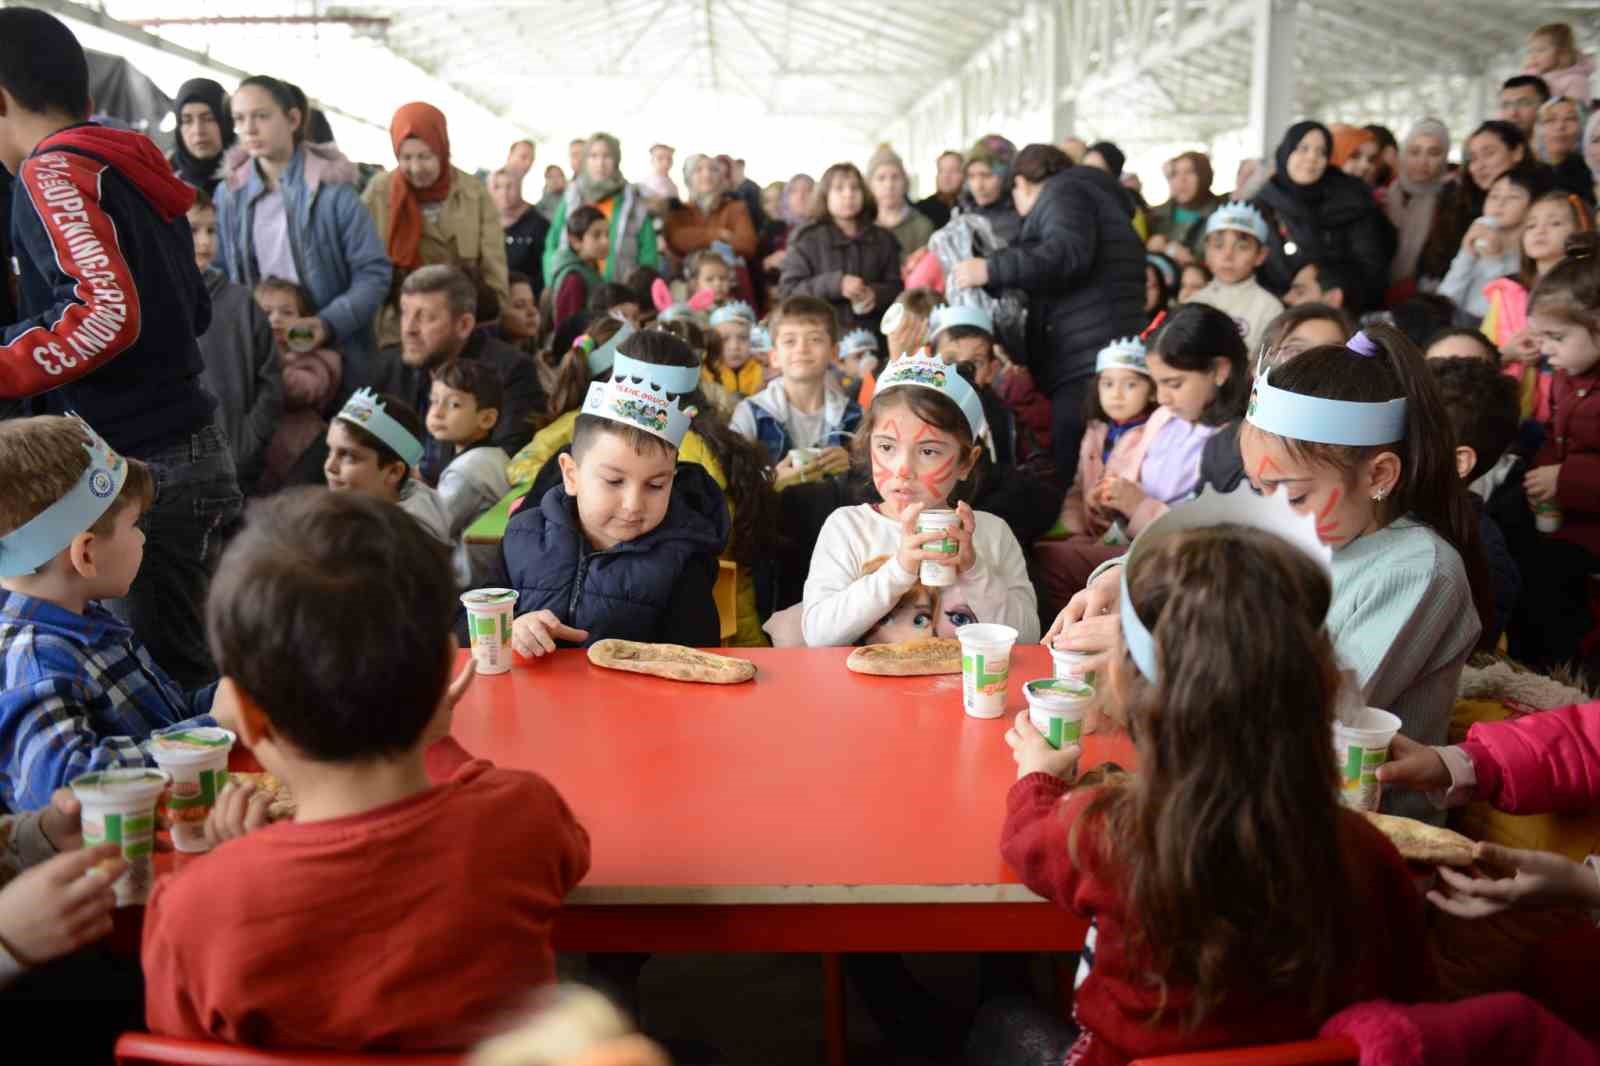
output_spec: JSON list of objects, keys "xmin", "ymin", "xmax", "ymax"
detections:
[
  {"xmin": 1054, "ymin": 955, "xmax": 1075, "ymax": 1021},
  {"xmin": 822, "ymin": 951, "xmax": 847, "ymax": 1066}
]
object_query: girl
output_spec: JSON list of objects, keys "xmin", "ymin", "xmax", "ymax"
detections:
[
  {"xmin": 706, "ymin": 302, "xmax": 763, "ymax": 398},
  {"xmin": 684, "ymin": 249, "xmax": 735, "ymax": 307},
  {"xmin": 802, "ymin": 355, "xmax": 1037, "ymax": 647},
  {"xmin": 1417, "ymin": 122, "xmax": 1528, "ymax": 290},
  {"xmin": 1526, "ymin": 23, "xmax": 1594, "ymax": 106},
  {"xmin": 1177, "ymin": 261, "xmax": 1210, "ymax": 303},
  {"xmin": 1439, "ymin": 168, "xmax": 1545, "ymax": 321},
  {"xmin": 778, "ymin": 162, "xmax": 903, "ymax": 335},
  {"xmin": 1257, "ymin": 302, "xmax": 1356, "ymax": 373},
  {"xmin": 1509, "ymin": 233, "xmax": 1600, "ymax": 671},
  {"xmin": 253, "ymin": 276, "xmax": 342, "ymax": 493},
  {"xmin": 1001, "ymin": 519, "xmax": 1433, "ymax": 1065},
  {"xmin": 1144, "ymin": 252, "xmax": 1178, "ymax": 325}
]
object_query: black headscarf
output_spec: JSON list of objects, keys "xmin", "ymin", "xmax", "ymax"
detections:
[
  {"xmin": 1271, "ymin": 120, "xmax": 1335, "ymax": 204},
  {"xmin": 171, "ymin": 78, "xmax": 235, "ymax": 190}
]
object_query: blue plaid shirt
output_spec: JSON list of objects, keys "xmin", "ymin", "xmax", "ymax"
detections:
[{"xmin": 0, "ymin": 590, "xmax": 215, "ymax": 811}]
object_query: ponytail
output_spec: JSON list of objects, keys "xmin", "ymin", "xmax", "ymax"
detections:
[{"xmin": 536, "ymin": 315, "xmax": 624, "ymax": 431}]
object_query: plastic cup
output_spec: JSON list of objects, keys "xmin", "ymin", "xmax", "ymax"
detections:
[
  {"xmin": 1535, "ymin": 502, "xmax": 1563, "ymax": 533},
  {"xmin": 788, "ymin": 447, "xmax": 820, "ymax": 469},
  {"xmin": 1024, "ymin": 678, "xmax": 1093, "ymax": 749},
  {"xmin": 1332, "ymin": 708, "xmax": 1402, "ymax": 811},
  {"xmin": 461, "ymin": 588, "xmax": 518, "ymax": 675},
  {"xmin": 1050, "ymin": 646, "xmax": 1096, "ymax": 686},
  {"xmin": 70, "ymin": 768, "xmax": 171, "ymax": 906},
  {"xmin": 957, "ymin": 623, "xmax": 1019, "ymax": 719},
  {"xmin": 149, "ymin": 727, "xmax": 236, "ymax": 853},
  {"xmin": 286, "ymin": 324, "xmax": 317, "ymax": 353},
  {"xmin": 916, "ymin": 509, "xmax": 961, "ymax": 588}
]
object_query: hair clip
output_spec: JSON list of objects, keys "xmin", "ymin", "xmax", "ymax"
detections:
[
  {"xmin": 1140, "ymin": 310, "xmax": 1167, "ymax": 340},
  {"xmin": 573, "ymin": 335, "xmax": 596, "ymax": 356},
  {"xmin": 1346, "ymin": 331, "xmax": 1381, "ymax": 358}
]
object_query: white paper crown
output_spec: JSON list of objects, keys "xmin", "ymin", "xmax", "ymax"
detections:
[
  {"xmin": 839, "ymin": 328, "xmax": 877, "ymax": 356},
  {"xmin": 709, "ymin": 301, "xmax": 756, "ymax": 327},
  {"xmin": 1247, "ymin": 367, "xmax": 1407, "ymax": 446},
  {"xmin": 0, "ymin": 416, "xmax": 127, "ymax": 578},
  {"xmin": 928, "ymin": 304, "xmax": 995, "ymax": 341},
  {"xmin": 336, "ymin": 389, "xmax": 424, "ymax": 467},
  {"xmin": 750, "ymin": 325, "xmax": 773, "ymax": 351},
  {"xmin": 875, "ymin": 352, "xmax": 988, "ymax": 442},
  {"xmin": 1205, "ymin": 200, "xmax": 1270, "ymax": 244},
  {"xmin": 1094, "ymin": 336, "xmax": 1150, "ymax": 376},
  {"xmin": 1119, "ymin": 485, "xmax": 1333, "ymax": 682},
  {"xmin": 583, "ymin": 352, "xmax": 698, "ymax": 447}
]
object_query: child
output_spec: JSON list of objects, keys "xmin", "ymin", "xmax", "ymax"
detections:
[
  {"xmin": 1145, "ymin": 252, "xmax": 1178, "ymax": 325},
  {"xmin": 587, "ymin": 281, "xmax": 641, "ymax": 326},
  {"xmin": 1001, "ymin": 503, "xmax": 1433, "ymax": 1064},
  {"xmin": 1439, "ymin": 168, "xmax": 1545, "ymax": 321},
  {"xmin": 834, "ymin": 328, "xmax": 878, "ymax": 398},
  {"xmin": 1425, "ymin": 326, "xmax": 1501, "ymax": 363},
  {"xmin": 1177, "ymin": 261, "xmax": 1211, "ymax": 303},
  {"xmin": 503, "ymin": 331, "xmax": 730, "ymax": 656},
  {"xmin": 1190, "ymin": 202, "xmax": 1285, "ymax": 352},
  {"xmin": 1257, "ymin": 302, "xmax": 1356, "ymax": 371},
  {"xmin": 731, "ymin": 296, "xmax": 862, "ymax": 482},
  {"xmin": 1525, "ymin": 22, "xmax": 1594, "ymax": 104},
  {"xmin": 550, "ymin": 205, "xmax": 609, "ymax": 325},
  {"xmin": 685, "ymin": 248, "xmax": 734, "ymax": 307},
  {"xmin": 706, "ymin": 301, "xmax": 763, "ymax": 397},
  {"xmin": 499, "ymin": 270, "xmax": 545, "ymax": 355},
  {"xmin": 253, "ymin": 276, "xmax": 343, "ymax": 493},
  {"xmin": 427, "ymin": 360, "xmax": 512, "ymax": 589},
  {"xmin": 1509, "ymin": 236, "xmax": 1600, "ymax": 671},
  {"xmin": 0, "ymin": 417, "xmax": 215, "ymax": 810},
  {"xmin": 142, "ymin": 488, "xmax": 590, "ymax": 1048},
  {"xmin": 861, "ymin": 286, "xmax": 944, "ymax": 406},
  {"xmin": 324, "ymin": 390, "xmax": 450, "ymax": 545},
  {"xmin": 801, "ymin": 353, "xmax": 1038, "ymax": 647},
  {"xmin": 0, "ymin": 795, "xmax": 123, "ymax": 986},
  {"xmin": 656, "ymin": 316, "xmax": 736, "ymax": 417}
]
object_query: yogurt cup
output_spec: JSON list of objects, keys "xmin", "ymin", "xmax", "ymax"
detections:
[
  {"xmin": 70, "ymin": 768, "xmax": 171, "ymax": 906},
  {"xmin": 461, "ymin": 588, "xmax": 518, "ymax": 674},
  {"xmin": 957, "ymin": 623, "xmax": 1018, "ymax": 719},
  {"xmin": 286, "ymin": 324, "xmax": 318, "ymax": 353},
  {"xmin": 1332, "ymin": 707, "xmax": 1402, "ymax": 811},
  {"xmin": 1024, "ymin": 678, "xmax": 1093, "ymax": 749},
  {"xmin": 916, "ymin": 509, "xmax": 961, "ymax": 588},
  {"xmin": 149, "ymin": 727, "xmax": 236, "ymax": 853},
  {"xmin": 787, "ymin": 447, "xmax": 820, "ymax": 469},
  {"xmin": 1050, "ymin": 646, "xmax": 1096, "ymax": 686},
  {"xmin": 1535, "ymin": 502, "xmax": 1563, "ymax": 534}
]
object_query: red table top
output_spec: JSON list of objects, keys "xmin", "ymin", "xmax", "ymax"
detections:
[{"xmin": 451, "ymin": 645, "xmax": 1135, "ymax": 906}]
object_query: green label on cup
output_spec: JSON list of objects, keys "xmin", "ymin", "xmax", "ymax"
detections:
[
  {"xmin": 968, "ymin": 653, "xmax": 1007, "ymax": 694},
  {"xmin": 473, "ymin": 615, "xmax": 498, "ymax": 638},
  {"xmin": 1048, "ymin": 717, "xmax": 1082, "ymax": 748}
]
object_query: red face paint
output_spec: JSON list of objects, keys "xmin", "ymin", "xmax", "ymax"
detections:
[
  {"xmin": 918, "ymin": 454, "xmax": 958, "ymax": 496},
  {"xmin": 1254, "ymin": 454, "xmax": 1283, "ymax": 483},
  {"xmin": 1314, "ymin": 487, "xmax": 1343, "ymax": 541}
]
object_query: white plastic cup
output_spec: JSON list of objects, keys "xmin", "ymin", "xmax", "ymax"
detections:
[
  {"xmin": 1024, "ymin": 678, "xmax": 1093, "ymax": 749},
  {"xmin": 1332, "ymin": 708, "xmax": 1402, "ymax": 811},
  {"xmin": 788, "ymin": 447, "xmax": 820, "ymax": 469},
  {"xmin": 1535, "ymin": 502, "xmax": 1563, "ymax": 533},
  {"xmin": 1050, "ymin": 646, "xmax": 1096, "ymax": 686},
  {"xmin": 70, "ymin": 768, "xmax": 171, "ymax": 906},
  {"xmin": 957, "ymin": 623, "xmax": 1019, "ymax": 719},
  {"xmin": 1472, "ymin": 215, "xmax": 1499, "ymax": 254},
  {"xmin": 916, "ymin": 509, "xmax": 961, "ymax": 588},
  {"xmin": 461, "ymin": 588, "xmax": 518, "ymax": 675},
  {"xmin": 149, "ymin": 727, "xmax": 236, "ymax": 853}
]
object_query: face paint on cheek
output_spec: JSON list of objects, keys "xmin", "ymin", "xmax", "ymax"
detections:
[
  {"xmin": 1314, "ymin": 487, "xmax": 1344, "ymax": 541},
  {"xmin": 918, "ymin": 454, "xmax": 959, "ymax": 497}
]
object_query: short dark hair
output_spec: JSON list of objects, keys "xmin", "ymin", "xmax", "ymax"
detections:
[
  {"xmin": 940, "ymin": 324, "xmax": 996, "ymax": 352},
  {"xmin": 207, "ymin": 489, "xmax": 455, "ymax": 763},
  {"xmin": 1014, "ymin": 143, "xmax": 1072, "ymax": 184},
  {"xmin": 685, "ymin": 249, "xmax": 731, "ymax": 283},
  {"xmin": 1430, "ymin": 356, "xmax": 1519, "ymax": 481},
  {"xmin": 507, "ymin": 271, "xmax": 535, "ymax": 294},
  {"xmin": 1391, "ymin": 292, "xmax": 1459, "ymax": 350},
  {"xmin": 567, "ymin": 205, "xmax": 607, "ymax": 241},
  {"xmin": 1424, "ymin": 326, "xmax": 1500, "ymax": 364},
  {"xmin": 189, "ymin": 185, "xmax": 215, "ymax": 212},
  {"xmin": 431, "ymin": 358, "xmax": 504, "ymax": 416},
  {"xmin": 1303, "ymin": 258, "xmax": 1358, "ymax": 301},
  {"xmin": 1503, "ymin": 74, "xmax": 1552, "ymax": 103},
  {"xmin": 254, "ymin": 275, "xmax": 314, "ymax": 316},
  {"xmin": 400, "ymin": 264, "xmax": 477, "ymax": 318},
  {"xmin": 334, "ymin": 392, "xmax": 423, "ymax": 471},
  {"xmin": 0, "ymin": 9, "xmax": 89, "ymax": 118},
  {"xmin": 588, "ymin": 281, "xmax": 636, "ymax": 314},
  {"xmin": 771, "ymin": 295, "xmax": 840, "ymax": 343}
]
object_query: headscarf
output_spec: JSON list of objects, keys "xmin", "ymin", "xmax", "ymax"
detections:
[
  {"xmin": 681, "ymin": 153, "xmax": 722, "ymax": 215},
  {"xmin": 1271, "ymin": 120, "xmax": 1336, "ymax": 203},
  {"xmin": 385, "ymin": 102, "xmax": 452, "ymax": 271},
  {"xmin": 171, "ymin": 78, "xmax": 235, "ymax": 190},
  {"xmin": 1170, "ymin": 151, "xmax": 1215, "ymax": 209},
  {"xmin": 965, "ymin": 134, "xmax": 1017, "ymax": 184},
  {"xmin": 1329, "ymin": 124, "xmax": 1376, "ymax": 167},
  {"xmin": 576, "ymin": 132, "xmax": 626, "ymax": 204},
  {"xmin": 1087, "ymin": 141, "xmax": 1126, "ymax": 177},
  {"xmin": 1387, "ymin": 119, "xmax": 1452, "ymax": 284},
  {"xmin": 781, "ymin": 173, "xmax": 814, "ymax": 226}
]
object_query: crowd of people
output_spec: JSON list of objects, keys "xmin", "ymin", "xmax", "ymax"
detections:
[{"xmin": 3, "ymin": 6, "xmax": 1600, "ymax": 1065}]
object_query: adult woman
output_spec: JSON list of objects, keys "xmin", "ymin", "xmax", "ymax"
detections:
[
  {"xmin": 663, "ymin": 152, "xmax": 757, "ymax": 263},
  {"xmin": 950, "ymin": 144, "xmax": 1145, "ymax": 474},
  {"xmin": 1418, "ymin": 121, "xmax": 1531, "ymax": 289},
  {"xmin": 1331, "ymin": 124, "xmax": 1380, "ymax": 184},
  {"xmin": 540, "ymin": 131, "xmax": 659, "ymax": 285},
  {"xmin": 169, "ymin": 78, "xmax": 235, "ymax": 194},
  {"xmin": 215, "ymin": 74, "xmax": 391, "ymax": 386},
  {"xmin": 362, "ymin": 102, "xmax": 508, "ymax": 349},
  {"xmin": 1253, "ymin": 120, "xmax": 1395, "ymax": 312},
  {"xmin": 866, "ymin": 145, "xmax": 933, "ymax": 262},
  {"xmin": 1146, "ymin": 150, "xmax": 1222, "ymax": 256},
  {"xmin": 955, "ymin": 134, "xmax": 1021, "ymax": 245},
  {"xmin": 1536, "ymin": 96, "xmax": 1596, "ymax": 205},
  {"xmin": 1585, "ymin": 111, "xmax": 1600, "ymax": 204},
  {"xmin": 777, "ymin": 162, "xmax": 901, "ymax": 334},
  {"xmin": 1384, "ymin": 118, "xmax": 1452, "ymax": 290},
  {"xmin": 759, "ymin": 173, "xmax": 814, "ymax": 286}
]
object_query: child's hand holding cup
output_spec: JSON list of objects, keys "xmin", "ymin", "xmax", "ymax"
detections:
[{"xmin": 1005, "ymin": 710, "xmax": 1081, "ymax": 781}]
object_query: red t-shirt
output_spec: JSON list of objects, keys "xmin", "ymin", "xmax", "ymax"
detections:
[
  {"xmin": 142, "ymin": 747, "xmax": 590, "ymax": 1050},
  {"xmin": 1001, "ymin": 773, "xmax": 1436, "ymax": 1066}
]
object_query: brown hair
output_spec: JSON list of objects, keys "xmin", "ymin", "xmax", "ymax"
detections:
[
  {"xmin": 852, "ymin": 360, "xmax": 984, "ymax": 505},
  {"xmin": 0, "ymin": 416, "xmax": 154, "ymax": 538},
  {"xmin": 770, "ymin": 295, "xmax": 840, "ymax": 344},
  {"xmin": 539, "ymin": 315, "xmax": 626, "ymax": 430},
  {"xmin": 1012, "ymin": 143, "xmax": 1071, "ymax": 185},
  {"xmin": 1532, "ymin": 22, "xmax": 1578, "ymax": 66},
  {"xmin": 1170, "ymin": 151, "xmax": 1215, "ymax": 201},
  {"xmin": 809, "ymin": 162, "xmax": 877, "ymax": 226},
  {"xmin": 1530, "ymin": 231, "xmax": 1600, "ymax": 335},
  {"xmin": 1520, "ymin": 190, "xmax": 1592, "ymax": 287},
  {"xmin": 254, "ymin": 274, "xmax": 315, "ymax": 316},
  {"xmin": 431, "ymin": 358, "xmax": 504, "ymax": 417},
  {"xmin": 334, "ymin": 393, "xmax": 423, "ymax": 472}
]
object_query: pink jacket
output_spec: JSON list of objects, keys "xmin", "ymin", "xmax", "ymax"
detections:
[
  {"xmin": 1062, "ymin": 416, "xmax": 1152, "ymax": 538},
  {"xmin": 1527, "ymin": 55, "xmax": 1595, "ymax": 104},
  {"xmin": 1321, "ymin": 993, "xmax": 1600, "ymax": 1066},
  {"xmin": 282, "ymin": 345, "xmax": 341, "ymax": 413},
  {"xmin": 1460, "ymin": 701, "xmax": 1600, "ymax": 814}
]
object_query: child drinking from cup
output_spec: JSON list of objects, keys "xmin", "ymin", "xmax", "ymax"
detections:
[
  {"xmin": 324, "ymin": 390, "xmax": 450, "ymax": 545},
  {"xmin": 252, "ymin": 275, "xmax": 343, "ymax": 493}
]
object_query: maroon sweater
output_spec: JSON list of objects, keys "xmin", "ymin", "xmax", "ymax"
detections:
[
  {"xmin": 1001, "ymin": 773, "xmax": 1437, "ymax": 1066},
  {"xmin": 1535, "ymin": 367, "xmax": 1600, "ymax": 558}
]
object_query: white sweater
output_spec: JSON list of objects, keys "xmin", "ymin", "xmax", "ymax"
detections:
[
  {"xmin": 1191, "ymin": 276, "xmax": 1284, "ymax": 354},
  {"xmin": 802, "ymin": 503, "xmax": 1039, "ymax": 647}
]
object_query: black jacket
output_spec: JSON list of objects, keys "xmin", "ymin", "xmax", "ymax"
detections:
[
  {"xmin": 955, "ymin": 191, "xmax": 1022, "ymax": 246},
  {"xmin": 1199, "ymin": 420, "xmax": 1246, "ymax": 495},
  {"xmin": 777, "ymin": 220, "xmax": 903, "ymax": 335},
  {"xmin": 984, "ymin": 167, "xmax": 1146, "ymax": 393},
  {"xmin": 504, "ymin": 206, "xmax": 549, "ymax": 294},
  {"xmin": 196, "ymin": 268, "xmax": 280, "ymax": 489},
  {"xmin": 1254, "ymin": 171, "xmax": 1395, "ymax": 312},
  {"xmin": 914, "ymin": 193, "xmax": 954, "ymax": 231}
]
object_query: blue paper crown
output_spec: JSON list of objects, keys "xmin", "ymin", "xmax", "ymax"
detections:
[
  {"xmin": 875, "ymin": 353, "xmax": 988, "ymax": 442},
  {"xmin": 335, "ymin": 389, "xmax": 424, "ymax": 467},
  {"xmin": 0, "ymin": 416, "xmax": 128, "ymax": 578},
  {"xmin": 583, "ymin": 322, "xmax": 637, "ymax": 377},
  {"xmin": 584, "ymin": 352, "xmax": 698, "ymax": 447},
  {"xmin": 928, "ymin": 304, "xmax": 995, "ymax": 341},
  {"xmin": 1118, "ymin": 485, "xmax": 1333, "ymax": 682},
  {"xmin": 839, "ymin": 328, "xmax": 877, "ymax": 356},
  {"xmin": 709, "ymin": 301, "xmax": 756, "ymax": 327},
  {"xmin": 1094, "ymin": 336, "xmax": 1150, "ymax": 376},
  {"xmin": 1205, "ymin": 201, "xmax": 1269, "ymax": 244},
  {"xmin": 656, "ymin": 303, "xmax": 707, "ymax": 328},
  {"xmin": 750, "ymin": 325, "xmax": 773, "ymax": 352},
  {"xmin": 1246, "ymin": 368, "xmax": 1407, "ymax": 446}
]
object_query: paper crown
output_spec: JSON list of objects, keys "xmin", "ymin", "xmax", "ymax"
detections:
[
  {"xmin": 709, "ymin": 301, "xmax": 756, "ymax": 327},
  {"xmin": 707, "ymin": 239, "xmax": 738, "ymax": 266},
  {"xmin": 1246, "ymin": 368, "xmax": 1407, "ymax": 446},
  {"xmin": 1094, "ymin": 336, "xmax": 1150, "ymax": 376},
  {"xmin": 656, "ymin": 302, "xmax": 707, "ymax": 328},
  {"xmin": 750, "ymin": 325, "xmax": 773, "ymax": 352},
  {"xmin": 1119, "ymin": 485, "xmax": 1333, "ymax": 682},
  {"xmin": 0, "ymin": 416, "xmax": 128, "ymax": 578},
  {"xmin": 839, "ymin": 328, "xmax": 877, "ymax": 356},
  {"xmin": 875, "ymin": 352, "xmax": 988, "ymax": 442},
  {"xmin": 583, "ymin": 352, "xmax": 698, "ymax": 447},
  {"xmin": 1205, "ymin": 201, "xmax": 1269, "ymax": 243},
  {"xmin": 928, "ymin": 304, "xmax": 995, "ymax": 341},
  {"xmin": 577, "ymin": 321, "xmax": 637, "ymax": 377},
  {"xmin": 335, "ymin": 389, "xmax": 424, "ymax": 467}
]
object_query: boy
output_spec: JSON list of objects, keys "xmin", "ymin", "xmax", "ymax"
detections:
[
  {"xmin": 0, "ymin": 417, "xmax": 216, "ymax": 811},
  {"xmin": 550, "ymin": 204, "xmax": 609, "ymax": 325},
  {"xmin": 686, "ymin": 249, "xmax": 734, "ymax": 306},
  {"xmin": 502, "ymin": 345, "xmax": 728, "ymax": 657},
  {"xmin": 324, "ymin": 390, "xmax": 450, "ymax": 546},
  {"xmin": 836, "ymin": 328, "xmax": 879, "ymax": 395},
  {"xmin": 587, "ymin": 281, "xmax": 642, "ymax": 326},
  {"xmin": 1284, "ymin": 257, "xmax": 1356, "ymax": 310},
  {"xmin": 189, "ymin": 187, "xmax": 281, "ymax": 492},
  {"xmin": 142, "ymin": 489, "xmax": 590, "ymax": 1049},
  {"xmin": 427, "ymin": 361, "xmax": 512, "ymax": 589},
  {"xmin": 1189, "ymin": 202, "xmax": 1284, "ymax": 353},
  {"xmin": 731, "ymin": 296, "xmax": 861, "ymax": 483},
  {"xmin": 708, "ymin": 301, "xmax": 763, "ymax": 396}
]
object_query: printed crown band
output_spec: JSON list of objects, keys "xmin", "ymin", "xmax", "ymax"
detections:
[
  {"xmin": 875, "ymin": 353, "xmax": 988, "ymax": 442},
  {"xmin": 0, "ymin": 416, "xmax": 128, "ymax": 578},
  {"xmin": 929, "ymin": 304, "xmax": 995, "ymax": 341},
  {"xmin": 335, "ymin": 389, "xmax": 425, "ymax": 467},
  {"xmin": 1095, "ymin": 336, "xmax": 1150, "ymax": 376}
]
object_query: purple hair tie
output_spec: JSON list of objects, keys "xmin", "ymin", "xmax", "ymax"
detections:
[{"xmin": 1346, "ymin": 331, "xmax": 1381, "ymax": 358}]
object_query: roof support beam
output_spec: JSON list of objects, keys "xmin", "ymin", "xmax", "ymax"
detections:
[{"xmin": 1246, "ymin": 0, "xmax": 1298, "ymax": 159}]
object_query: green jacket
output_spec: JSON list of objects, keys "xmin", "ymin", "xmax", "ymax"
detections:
[
  {"xmin": 541, "ymin": 182, "xmax": 659, "ymax": 284},
  {"xmin": 547, "ymin": 244, "xmax": 604, "ymax": 304}
]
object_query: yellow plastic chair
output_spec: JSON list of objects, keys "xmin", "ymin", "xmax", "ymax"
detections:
[{"xmin": 714, "ymin": 560, "xmax": 738, "ymax": 644}]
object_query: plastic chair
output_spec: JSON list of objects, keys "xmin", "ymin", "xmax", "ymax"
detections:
[
  {"xmin": 1128, "ymin": 1036, "xmax": 1360, "ymax": 1066},
  {"xmin": 114, "ymin": 1033, "xmax": 463, "ymax": 1066},
  {"xmin": 714, "ymin": 559, "xmax": 738, "ymax": 643}
]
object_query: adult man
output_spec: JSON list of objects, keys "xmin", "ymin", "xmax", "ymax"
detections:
[
  {"xmin": 1284, "ymin": 258, "xmax": 1356, "ymax": 309},
  {"xmin": 567, "ymin": 138, "xmax": 586, "ymax": 178},
  {"xmin": 506, "ymin": 138, "xmax": 535, "ymax": 178},
  {"xmin": 1500, "ymin": 75, "xmax": 1551, "ymax": 138},
  {"xmin": 0, "ymin": 7, "xmax": 240, "ymax": 687},
  {"xmin": 537, "ymin": 164, "xmax": 566, "ymax": 221},
  {"xmin": 490, "ymin": 166, "xmax": 548, "ymax": 292},
  {"xmin": 368, "ymin": 265, "xmax": 543, "ymax": 483},
  {"xmin": 914, "ymin": 149, "xmax": 964, "ymax": 229},
  {"xmin": 641, "ymin": 143, "xmax": 677, "ymax": 201}
]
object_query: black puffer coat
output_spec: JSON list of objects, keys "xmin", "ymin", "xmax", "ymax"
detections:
[{"xmin": 984, "ymin": 166, "xmax": 1146, "ymax": 393}]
